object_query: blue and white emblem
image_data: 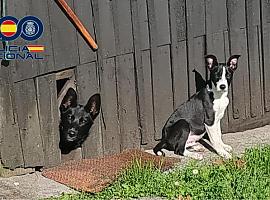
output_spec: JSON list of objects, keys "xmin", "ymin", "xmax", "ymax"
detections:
[{"xmin": 25, "ymin": 21, "xmax": 36, "ymax": 36}]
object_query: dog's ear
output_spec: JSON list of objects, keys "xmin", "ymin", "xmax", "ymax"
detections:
[
  {"xmin": 205, "ymin": 55, "xmax": 218, "ymax": 70},
  {"xmin": 85, "ymin": 93, "xmax": 101, "ymax": 120},
  {"xmin": 193, "ymin": 69, "xmax": 206, "ymax": 92},
  {"xmin": 227, "ymin": 55, "xmax": 240, "ymax": 71},
  {"xmin": 60, "ymin": 88, "xmax": 77, "ymax": 112}
]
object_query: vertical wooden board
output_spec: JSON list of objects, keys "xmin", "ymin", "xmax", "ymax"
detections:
[
  {"xmin": 206, "ymin": 32, "xmax": 226, "ymax": 61},
  {"xmin": 116, "ymin": 54, "xmax": 140, "ymax": 150},
  {"xmin": 99, "ymin": 58, "xmax": 121, "ymax": 155},
  {"xmin": 36, "ymin": 74, "xmax": 61, "ymax": 168},
  {"xmin": 14, "ymin": 80, "xmax": 44, "ymax": 167},
  {"xmin": 186, "ymin": 0, "xmax": 206, "ymax": 96},
  {"xmin": 0, "ymin": 68, "xmax": 24, "ymax": 169},
  {"xmin": 262, "ymin": 0, "xmax": 270, "ymax": 23},
  {"xmin": 261, "ymin": 0, "xmax": 270, "ymax": 111},
  {"xmin": 76, "ymin": 62, "xmax": 103, "ymax": 158},
  {"xmin": 262, "ymin": 24, "xmax": 270, "ymax": 112},
  {"xmin": 8, "ymin": 0, "xmax": 54, "ymax": 81},
  {"xmin": 171, "ymin": 41, "xmax": 189, "ymax": 107},
  {"xmin": 205, "ymin": 0, "xmax": 227, "ymax": 34},
  {"xmin": 74, "ymin": 1, "xmax": 97, "ymax": 64},
  {"xmin": 137, "ymin": 0, "xmax": 150, "ymax": 50},
  {"xmin": 92, "ymin": 0, "xmax": 116, "ymax": 58},
  {"xmin": 153, "ymin": 45, "xmax": 173, "ymax": 140},
  {"xmin": 139, "ymin": 50, "xmax": 155, "ymax": 147},
  {"xmin": 228, "ymin": 29, "xmax": 250, "ymax": 121},
  {"xmin": 188, "ymin": 36, "xmax": 206, "ymax": 96},
  {"xmin": 131, "ymin": 0, "xmax": 154, "ymax": 147},
  {"xmin": 186, "ymin": 0, "xmax": 205, "ymax": 38},
  {"xmin": 48, "ymin": 0, "xmax": 79, "ymax": 70},
  {"xmin": 227, "ymin": 0, "xmax": 246, "ymax": 29},
  {"xmin": 154, "ymin": 0, "xmax": 170, "ymax": 46},
  {"xmin": 246, "ymin": 0, "xmax": 263, "ymax": 118},
  {"xmin": 169, "ymin": 0, "xmax": 188, "ymax": 108},
  {"xmin": 112, "ymin": 0, "xmax": 134, "ymax": 55},
  {"xmin": 169, "ymin": 0, "xmax": 186, "ymax": 42}
]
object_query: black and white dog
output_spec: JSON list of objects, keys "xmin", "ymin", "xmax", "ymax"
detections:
[{"xmin": 153, "ymin": 55, "xmax": 240, "ymax": 160}]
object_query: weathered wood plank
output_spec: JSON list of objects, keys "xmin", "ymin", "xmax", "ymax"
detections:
[
  {"xmin": 262, "ymin": 0, "xmax": 270, "ymax": 23},
  {"xmin": 0, "ymin": 68, "xmax": 24, "ymax": 169},
  {"xmin": 36, "ymin": 74, "xmax": 61, "ymax": 168},
  {"xmin": 137, "ymin": 0, "xmax": 150, "ymax": 50},
  {"xmin": 186, "ymin": 0, "xmax": 205, "ymax": 38},
  {"xmin": 74, "ymin": 0, "xmax": 97, "ymax": 64},
  {"xmin": 246, "ymin": 0, "xmax": 263, "ymax": 118},
  {"xmin": 186, "ymin": 0, "xmax": 206, "ymax": 96},
  {"xmin": 76, "ymin": 62, "xmax": 103, "ymax": 158},
  {"xmin": 139, "ymin": 50, "xmax": 155, "ymax": 147},
  {"xmin": 169, "ymin": 0, "xmax": 186, "ymax": 43},
  {"xmin": 227, "ymin": 0, "xmax": 250, "ymax": 122},
  {"xmin": 154, "ymin": 0, "xmax": 170, "ymax": 46},
  {"xmin": 130, "ymin": 0, "xmax": 154, "ymax": 147},
  {"xmin": 14, "ymin": 80, "xmax": 44, "ymax": 167},
  {"xmin": 227, "ymin": 0, "xmax": 246, "ymax": 30},
  {"xmin": 99, "ymin": 58, "xmax": 121, "ymax": 155},
  {"xmin": 48, "ymin": 0, "xmax": 79, "ymax": 70},
  {"xmin": 112, "ymin": 0, "xmax": 134, "ymax": 55},
  {"xmin": 228, "ymin": 29, "xmax": 250, "ymax": 121},
  {"xmin": 171, "ymin": 41, "xmax": 189, "ymax": 108},
  {"xmin": 262, "ymin": 25, "xmax": 270, "ymax": 112},
  {"xmin": 169, "ymin": 0, "xmax": 188, "ymax": 108},
  {"xmin": 92, "ymin": 0, "xmax": 116, "ymax": 58},
  {"xmin": 261, "ymin": 0, "xmax": 270, "ymax": 112},
  {"xmin": 188, "ymin": 36, "xmax": 206, "ymax": 96},
  {"xmin": 153, "ymin": 45, "xmax": 173, "ymax": 140},
  {"xmin": 116, "ymin": 54, "xmax": 140, "ymax": 150},
  {"xmin": 205, "ymin": 0, "xmax": 227, "ymax": 34}
]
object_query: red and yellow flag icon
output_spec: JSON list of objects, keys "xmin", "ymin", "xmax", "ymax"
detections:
[
  {"xmin": 1, "ymin": 20, "xmax": 17, "ymax": 37},
  {"xmin": 27, "ymin": 45, "xmax": 45, "ymax": 52}
]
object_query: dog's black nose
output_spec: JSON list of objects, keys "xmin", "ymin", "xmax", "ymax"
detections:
[{"xmin": 220, "ymin": 84, "xmax": 226, "ymax": 90}]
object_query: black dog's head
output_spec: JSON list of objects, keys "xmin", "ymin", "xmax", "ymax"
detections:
[
  {"xmin": 205, "ymin": 54, "xmax": 240, "ymax": 92},
  {"xmin": 59, "ymin": 88, "xmax": 101, "ymax": 154}
]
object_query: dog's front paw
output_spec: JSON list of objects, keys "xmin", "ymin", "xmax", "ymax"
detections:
[
  {"xmin": 217, "ymin": 149, "xmax": 232, "ymax": 159},
  {"xmin": 223, "ymin": 144, "xmax": 233, "ymax": 152}
]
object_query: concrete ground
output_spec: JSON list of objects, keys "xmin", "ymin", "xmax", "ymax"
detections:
[{"xmin": 0, "ymin": 125, "xmax": 270, "ymax": 200}]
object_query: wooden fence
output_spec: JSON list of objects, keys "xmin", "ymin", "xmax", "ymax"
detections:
[{"xmin": 0, "ymin": 0, "xmax": 269, "ymax": 169}]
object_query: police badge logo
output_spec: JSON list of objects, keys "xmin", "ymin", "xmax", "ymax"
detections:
[{"xmin": 25, "ymin": 21, "xmax": 36, "ymax": 36}]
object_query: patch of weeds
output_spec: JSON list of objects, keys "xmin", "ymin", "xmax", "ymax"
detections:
[{"xmin": 48, "ymin": 145, "xmax": 270, "ymax": 200}]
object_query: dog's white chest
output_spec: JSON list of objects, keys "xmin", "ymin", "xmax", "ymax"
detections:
[{"xmin": 213, "ymin": 97, "xmax": 229, "ymax": 120}]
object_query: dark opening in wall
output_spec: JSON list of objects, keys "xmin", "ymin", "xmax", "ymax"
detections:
[{"xmin": 57, "ymin": 78, "xmax": 69, "ymax": 96}]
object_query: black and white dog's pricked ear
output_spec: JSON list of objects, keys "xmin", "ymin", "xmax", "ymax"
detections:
[
  {"xmin": 205, "ymin": 55, "xmax": 218, "ymax": 70},
  {"xmin": 84, "ymin": 93, "xmax": 101, "ymax": 120},
  {"xmin": 60, "ymin": 88, "xmax": 78, "ymax": 112},
  {"xmin": 227, "ymin": 55, "xmax": 241, "ymax": 71}
]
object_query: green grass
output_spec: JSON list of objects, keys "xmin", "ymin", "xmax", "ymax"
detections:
[{"xmin": 51, "ymin": 145, "xmax": 270, "ymax": 200}]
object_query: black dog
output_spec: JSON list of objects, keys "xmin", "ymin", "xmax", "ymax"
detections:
[
  {"xmin": 59, "ymin": 88, "xmax": 101, "ymax": 154},
  {"xmin": 153, "ymin": 55, "xmax": 240, "ymax": 160}
]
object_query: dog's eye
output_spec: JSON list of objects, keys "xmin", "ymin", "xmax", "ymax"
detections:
[
  {"xmin": 67, "ymin": 115, "xmax": 74, "ymax": 121},
  {"xmin": 79, "ymin": 118, "xmax": 86, "ymax": 124}
]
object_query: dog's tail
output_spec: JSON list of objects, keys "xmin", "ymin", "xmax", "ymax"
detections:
[{"xmin": 153, "ymin": 140, "xmax": 167, "ymax": 156}]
